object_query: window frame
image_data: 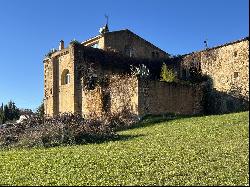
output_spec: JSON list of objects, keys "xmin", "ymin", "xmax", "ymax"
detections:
[
  {"xmin": 91, "ymin": 42, "xmax": 99, "ymax": 48},
  {"xmin": 61, "ymin": 69, "xmax": 70, "ymax": 85}
]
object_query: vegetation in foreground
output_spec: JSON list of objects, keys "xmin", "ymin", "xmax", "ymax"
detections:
[
  {"xmin": 0, "ymin": 110, "xmax": 137, "ymax": 148},
  {"xmin": 0, "ymin": 111, "xmax": 249, "ymax": 186}
]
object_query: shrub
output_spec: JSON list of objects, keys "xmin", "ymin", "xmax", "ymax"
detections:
[
  {"xmin": 0, "ymin": 113, "xmax": 117, "ymax": 148},
  {"xmin": 107, "ymin": 109, "xmax": 139, "ymax": 131},
  {"xmin": 160, "ymin": 63, "xmax": 177, "ymax": 82}
]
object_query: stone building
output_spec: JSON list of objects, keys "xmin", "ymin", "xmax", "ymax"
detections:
[
  {"xmin": 180, "ymin": 37, "xmax": 249, "ymax": 113},
  {"xmin": 82, "ymin": 25, "xmax": 169, "ymax": 59},
  {"xmin": 43, "ymin": 26, "xmax": 249, "ymax": 117}
]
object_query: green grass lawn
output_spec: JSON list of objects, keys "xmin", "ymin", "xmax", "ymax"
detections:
[{"xmin": 0, "ymin": 112, "xmax": 249, "ymax": 186}]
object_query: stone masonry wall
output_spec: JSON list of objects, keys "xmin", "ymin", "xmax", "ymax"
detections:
[
  {"xmin": 138, "ymin": 79, "xmax": 204, "ymax": 116},
  {"xmin": 58, "ymin": 48, "xmax": 75, "ymax": 114},
  {"xmin": 104, "ymin": 30, "xmax": 169, "ymax": 59},
  {"xmin": 44, "ymin": 57, "xmax": 54, "ymax": 116},
  {"xmin": 44, "ymin": 46, "xmax": 76, "ymax": 116},
  {"xmin": 82, "ymin": 30, "xmax": 169, "ymax": 60},
  {"xmin": 44, "ymin": 36, "xmax": 248, "ymax": 117},
  {"xmin": 181, "ymin": 38, "xmax": 249, "ymax": 100},
  {"xmin": 82, "ymin": 86, "xmax": 103, "ymax": 118},
  {"xmin": 109, "ymin": 75, "xmax": 138, "ymax": 115},
  {"xmin": 180, "ymin": 38, "xmax": 249, "ymax": 113},
  {"xmin": 82, "ymin": 75, "xmax": 138, "ymax": 119}
]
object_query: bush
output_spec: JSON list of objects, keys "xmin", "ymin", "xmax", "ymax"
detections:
[
  {"xmin": 0, "ymin": 113, "xmax": 121, "ymax": 148},
  {"xmin": 104, "ymin": 109, "xmax": 139, "ymax": 131},
  {"xmin": 160, "ymin": 63, "xmax": 177, "ymax": 82}
]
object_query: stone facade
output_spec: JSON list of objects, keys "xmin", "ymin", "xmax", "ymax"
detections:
[
  {"xmin": 180, "ymin": 37, "xmax": 249, "ymax": 113},
  {"xmin": 44, "ymin": 28, "xmax": 171, "ymax": 117},
  {"xmin": 82, "ymin": 29, "xmax": 169, "ymax": 59},
  {"xmin": 44, "ymin": 46, "xmax": 80, "ymax": 116},
  {"xmin": 81, "ymin": 76, "xmax": 204, "ymax": 118},
  {"xmin": 181, "ymin": 37, "xmax": 249, "ymax": 100},
  {"xmin": 44, "ymin": 43, "xmax": 203, "ymax": 117},
  {"xmin": 81, "ymin": 75, "xmax": 139, "ymax": 118},
  {"xmin": 138, "ymin": 80, "xmax": 204, "ymax": 116},
  {"xmin": 44, "ymin": 28, "xmax": 249, "ymax": 117}
]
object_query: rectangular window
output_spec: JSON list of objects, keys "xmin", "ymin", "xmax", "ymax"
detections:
[
  {"xmin": 155, "ymin": 52, "xmax": 159, "ymax": 58},
  {"xmin": 91, "ymin": 43, "xmax": 99, "ymax": 48},
  {"xmin": 152, "ymin": 52, "xmax": 155, "ymax": 58},
  {"xmin": 152, "ymin": 51, "xmax": 159, "ymax": 58},
  {"xmin": 234, "ymin": 72, "xmax": 239, "ymax": 78}
]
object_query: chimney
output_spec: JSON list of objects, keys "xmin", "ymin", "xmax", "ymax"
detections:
[{"xmin": 59, "ymin": 40, "xmax": 64, "ymax": 50}]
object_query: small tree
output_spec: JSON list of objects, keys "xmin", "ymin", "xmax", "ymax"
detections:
[
  {"xmin": 3, "ymin": 105, "xmax": 10, "ymax": 122},
  {"xmin": 7, "ymin": 101, "xmax": 20, "ymax": 120},
  {"xmin": 160, "ymin": 63, "xmax": 176, "ymax": 82},
  {"xmin": 1, "ymin": 101, "xmax": 20, "ymax": 123}
]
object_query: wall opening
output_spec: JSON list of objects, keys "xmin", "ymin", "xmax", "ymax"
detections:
[
  {"xmin": 91, "ymin": 42, "xmax": 99, "ymax": 48},
  {"xmin": 61, "ymin": 69, "xmax": 70, "ymax": 85},
  {"xmin": 234, "ymin": 72, "xmax": 239, "ymax": 78},
  {"xmin": 152, "ymin": 51, "xmax": 155, "ymax": 58}
]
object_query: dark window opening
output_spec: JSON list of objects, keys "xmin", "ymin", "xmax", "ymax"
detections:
[
  {"xmin": 155, "ymin": 52, "xmax": 159, "ymax": 58},
  {"xmin": 91, "ymin": 42, "xmax": 99, "ymax": 48},
  {"xmin": 152, "ymin": 51, "xmax": 159, "ymax": 58},
  {"xmin": 234, "ymin": 51, "xmax": 238, "ymax": 57},
  {"xmin": 61, "ymin": 69, "xmax": 70, "ymax": 85},
  {"xmin": 234, "ymin": 72, "xmax": 239, "ymax": 78},
  {"xmin": 152, "ymin": 52, "xmax": 155, "ymax": 58}
]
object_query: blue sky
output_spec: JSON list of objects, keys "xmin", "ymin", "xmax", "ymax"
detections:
[{"xmin": 0, "ymin": 0, "xmax": 249, "ymax": 110}]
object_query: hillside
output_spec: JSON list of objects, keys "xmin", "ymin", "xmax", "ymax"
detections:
[{"xmin": 0, "ymin": 112, "xmax": 249, "ymax": 186}]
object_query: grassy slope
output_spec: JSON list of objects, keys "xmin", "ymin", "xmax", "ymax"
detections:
[{"xmin": 0, "ymin": 112, "xmax": 249, "ymax": 186}]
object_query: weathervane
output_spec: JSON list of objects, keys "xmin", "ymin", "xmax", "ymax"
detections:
[
  {"xmin": 99, "ymin": 14, "xmax": 110, "ymax": 34},
  {"xmin": 105, "ymin": 14, "xmax": 109, "ymax": 26},
  {"xmin": 204, "ymin": 39, "xmax": 208, "ymax": 49}
]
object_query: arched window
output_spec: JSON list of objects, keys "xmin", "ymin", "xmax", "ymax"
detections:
[{"xmin": 61, "ymin": 69, "xmax": 70, "ymax": 85}]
